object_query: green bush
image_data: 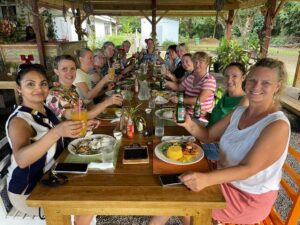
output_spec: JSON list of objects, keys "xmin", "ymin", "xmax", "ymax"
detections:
[{"xmin": 161, "ymin": 40, "xmax": 176, "ymax": 47}]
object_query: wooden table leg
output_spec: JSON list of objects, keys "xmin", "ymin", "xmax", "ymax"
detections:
[
  {"xmin": 43, "ymin": 207, "xmax": 71, "ymax": 225},
  {"xmin": 192, "ymin": 209, "xmax": 212, "ymax": 225}
]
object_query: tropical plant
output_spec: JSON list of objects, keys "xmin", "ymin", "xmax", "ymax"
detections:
[
  {"xmin": 42, "ymin": 10, "xmax": 57, "ymax": 40},
  {"xmin": 215, "ymin": 38, "xmax": 250, "ymax": 72},
  {"xmin": 123, "ymin": 103, "xmax": 146, "ymax": 131}
]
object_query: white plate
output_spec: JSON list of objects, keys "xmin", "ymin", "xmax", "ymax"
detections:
[
  {"xmin": 155, "ymin": 108, "xmax": 175, "ymax": 120},
  {"xmin": 154, "ymin": 141, "xmax": 204, "ymax": 165},
  {"xmin": 68, "ymin": 134, "xmax": 116, "ymax": 156}
]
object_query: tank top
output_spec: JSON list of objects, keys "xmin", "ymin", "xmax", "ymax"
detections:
[
  {"xmin": 219, "ymin": 106, "xmax": 290, "ymax": 194},
  {"xmin": 5, "ymin": 105, "xmax": 64, "ymax": 195}
]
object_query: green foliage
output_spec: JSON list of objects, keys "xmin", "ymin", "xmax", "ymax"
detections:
[
  {"xmin": 216, "ymin": 38, "xmax": 250, "ymax": 70},
  {"xmin": 116, "ymin": 16, "xmax": 141, "ymax": 33},
  {"xmin": 42, "ymin": 10, "xmax": 57, "ymax": 40},
  {"xmin": 161, "ymin": 40, "xmax": 176, "ymax": 47},
  {"xmin": 178, "ymin": 17, "xmax": 224, "ymax": 39},
  {"xmin": 278, "ymin": 2, "xmax": 300, "ymax": 37}
]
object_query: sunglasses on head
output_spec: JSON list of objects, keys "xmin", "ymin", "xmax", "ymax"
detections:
[{"xmin": 17, "ymin": 63, "xmax": 45, "ymax": 73}]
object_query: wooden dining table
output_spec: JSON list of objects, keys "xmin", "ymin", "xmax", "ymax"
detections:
[{"xmin": 27, "ymin": 78, "xmax": 226, "ymax": 225}]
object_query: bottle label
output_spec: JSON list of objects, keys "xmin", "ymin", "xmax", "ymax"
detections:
[
  {"xmin": 177, "ymin": 107, "xmax": 185, "ymax": 122},
  {"xmin": 194, "ymin": 107, "xmax": 201, "ymax": 118},
  {"xmin": 127, "ymin": 123, "xmax": 134, "ymax": 138}
]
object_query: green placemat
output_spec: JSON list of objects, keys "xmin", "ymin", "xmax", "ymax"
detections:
[{"xmin": 64, "ymin": 142, "xmax": 121, "ymax": 164}]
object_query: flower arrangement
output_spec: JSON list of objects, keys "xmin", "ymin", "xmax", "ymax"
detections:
[
  {"xmin": 0, "ymin": 19, "xmax": 17, "ymax": 42},
  {"xmin": 122, "ymin": 103, "xmax": 146, "ymax": 132}
]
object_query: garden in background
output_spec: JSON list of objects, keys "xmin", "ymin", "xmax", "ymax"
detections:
[{"xmin": 87, "ymin": 2, "xmax": 299, "ymax": 86}]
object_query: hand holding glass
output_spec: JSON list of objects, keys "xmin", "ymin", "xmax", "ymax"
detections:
[{"xmin": 71, "ymin": 108, "xmax": 87, "ymax": 137}]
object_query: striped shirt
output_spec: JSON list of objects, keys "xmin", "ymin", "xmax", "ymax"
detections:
[{"xmin": 182, "ymin": 72, "xmax": 216, "ymax": 113}]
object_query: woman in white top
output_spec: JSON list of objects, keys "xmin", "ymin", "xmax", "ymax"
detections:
[
  {"xmin": 73, "ymin": 48, "xmax": 113, "ymax": 104},
  {"xmin": 149, "ymin": 58, "xmax": 290, "ymax": 225}
]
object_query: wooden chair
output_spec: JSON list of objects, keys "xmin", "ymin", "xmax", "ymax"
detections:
[
  {"xmin": 223, "ymin": 145, "xmax": 300, "ymax": 225},
  {"xmin": 0, "ymin": 136, "xmax": 45, "ymax": 225}
]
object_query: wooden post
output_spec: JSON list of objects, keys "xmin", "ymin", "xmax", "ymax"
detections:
[
  {"xmin": 30, "ymin": 0, "xmax": 46, "ymax": 67},
  {"xmin": 293, "ymin": 51, "xmax": 300, "ymax": 87},
  {"xmin": 151, "ymin": 0, "xmax": 157, "ymax": 41},
  {"xmin": 259, "ymin": 0, "xmax": 277, "ymax": 58},
  {"xmin": 75, "ymin": 8, "xmax": 82, "ymax": 41},
  {"xmin": 225, "ymin": 10, "xmax": 234, "ymax": 40}
]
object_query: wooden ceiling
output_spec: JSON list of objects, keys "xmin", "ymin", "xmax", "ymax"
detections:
[{"xmin": 39, "ymin": 0, "xmax": 272, "ymax": 17}]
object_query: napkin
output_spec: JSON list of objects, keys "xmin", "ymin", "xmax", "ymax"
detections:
[
  {"xmin": 88, "ymin": 162, "xmax": 114, "ymax": 170},
  {"xmin": 161, "ymin": 136, "xmax": 196, "ymax": 142},
  {"xmin": 110, "ymin": 118, "xmax": 120, "ymax": 123}
]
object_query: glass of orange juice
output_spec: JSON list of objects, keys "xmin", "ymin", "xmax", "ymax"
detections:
[
  {"xmin": 71, "ymin": 108, "xmax": 87, "ymax": 137},
  {"xmin": 108, "ymin": 67, "xmax": 115, "ymax": 79}
]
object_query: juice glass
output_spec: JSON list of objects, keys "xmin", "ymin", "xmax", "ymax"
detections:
[
  {"xmin": 71, "ymin": 108, "xmax": 87, "ymax": 137},
  {"xmin": 108, "ymin": 67, "xmax": 115, "ymax": 79}
]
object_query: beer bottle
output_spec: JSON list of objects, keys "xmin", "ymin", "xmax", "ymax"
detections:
[
  {"xmin": 115, "ymin": 85, "xmax": 121, "ymax": 94},
  {"xmin": 194, "ymin": 96, "xmax": 201, "ymax": 119},
  {"xmin": 176, "ymin": 91, "xmax": 185, "ymax": 123},
  {"xmin": 160, "ymin": 75, "xmax": 165, "ymax": 90}
]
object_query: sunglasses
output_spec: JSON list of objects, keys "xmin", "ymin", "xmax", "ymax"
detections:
[{"xmin": 17, "ymin": 63, "xmax": 46, "ymax": 73}]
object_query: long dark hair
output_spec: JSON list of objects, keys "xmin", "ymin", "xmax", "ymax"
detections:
[{"xmin": 16, "ymin": 64, "xmax": 47, "ymax": 85}]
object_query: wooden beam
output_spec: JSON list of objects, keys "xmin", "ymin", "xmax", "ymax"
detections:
[
  {"xmin": 225, "ymin": 10, "xmax": 235, "ymax": 40},
  {"xmin": 293, "ymin": 51, "xmax": 300, "ymax": 88},
  {"xmin": 151, "ymin": 0, "xmax": 157, "ymax": 41},
  {"xmin": 31, "ymin": 0, "xmax": 46, "ymax": 67}
]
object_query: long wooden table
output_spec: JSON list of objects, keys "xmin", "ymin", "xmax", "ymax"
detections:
[{"xmin": 27, "ymin": 87, "xmax": 226, "ymax": 225}]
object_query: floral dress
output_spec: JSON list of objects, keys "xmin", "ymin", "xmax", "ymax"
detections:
[{"xmin": 46, "ymin": 83, "xmax": 83, "ymax": 120}]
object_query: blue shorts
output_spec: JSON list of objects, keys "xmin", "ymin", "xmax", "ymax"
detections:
[{"xmin": 201, "ymin": 143, "xmax": 219, "ymax": 161}]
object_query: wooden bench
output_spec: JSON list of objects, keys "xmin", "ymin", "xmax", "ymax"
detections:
[
  {"xmin": 0, "ymin": 136, "xmax": 45, "ymax": 225},
  {"xmin": 280, "ymin": 87, "xmax": 300, "ymax": 117},
  {"xmin": 223, "ymin": 145, "xmax": 300, "ymax": 225}
]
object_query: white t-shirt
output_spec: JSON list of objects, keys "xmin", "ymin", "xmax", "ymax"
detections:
[
  {"xmin": 219, "ymin": 106, "xmax": 290, "ymax": 194},
  {"xmin": 73, "ymin": 69, "xmax": 92, "ymax": 104}
]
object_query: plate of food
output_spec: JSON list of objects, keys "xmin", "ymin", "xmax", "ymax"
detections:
[
  {"xmin": 154, "ymin": 141, "xmax": 204, "ymax": 165},
  {"xmin": 155, "ymin": 108, "xmax": 175, "ymax": 120},
  {"xmin": 68, "ymin": 134, "xmax": 116, "ymax": 156},
  {"xmin": 152, "ymin": 90, "xmax": 176, "ymax": 99},
  {"xmin": 96, "ymin": 107, "xmax": 121, "ymax": 120}
]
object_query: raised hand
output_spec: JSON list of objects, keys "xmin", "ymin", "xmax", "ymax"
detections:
[
  {"xmin": 105, "ymin": 94, "xmax": 123, "ymax": 107},
  {"xmin": 54, "ymin": 120, "xmax": 84, "ymax": 138}
]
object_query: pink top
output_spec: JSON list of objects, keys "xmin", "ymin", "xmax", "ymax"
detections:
[{"xmin": 181, "ymin": 72, "xmax": 216, "ymax": 113}]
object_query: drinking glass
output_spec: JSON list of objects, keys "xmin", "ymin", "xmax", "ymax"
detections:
[
  {"xmin": 71, "ymin": 108, "xmax": 87, "ymax": 137},
  {"xmin": 148, "ymin": 97, "xmax": 155, "ymax": 109},
  {"xmin": 155, "ymin": 117, "xmax": 164, "ymax": 137},
  {"xmin": 108, "ymin": 67, "xmax": 115, "ymax": 79},
  {"xmin": 101, "ymin": 147, "xmax": 114, "ymax": 163}
]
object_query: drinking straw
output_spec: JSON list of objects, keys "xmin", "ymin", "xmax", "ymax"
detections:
[{"xmin": 78, "ymin": 98, "xmax": 81, "ymax": 114}]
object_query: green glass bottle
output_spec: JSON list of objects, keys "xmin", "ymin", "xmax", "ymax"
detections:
[
  {"xmin": 115, "ymin": 85, "xmax": 121, "ymax": 94},
  {"xmin": 176, "ymin": 91, "xmax": 185, "ymax": 123},
  {"xmin": 194, "ymin": 96, "xmax": 201, "ymax": 119},
  {"xmin": 160, "ymin": 75, "xmax": 165, "ymax": 90}
]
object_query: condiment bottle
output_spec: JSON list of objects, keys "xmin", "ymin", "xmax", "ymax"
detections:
[{"xmin": 127, "ymin": 116, "xmax": 134, "ymax": 138}]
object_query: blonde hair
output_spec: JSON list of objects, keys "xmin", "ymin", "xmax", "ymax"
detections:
[
  {"xmin": 192, "ymin": 51, "xmax": 210, "ymax": 64},
  {"xmin": 249, "ymin": 58, "xmax": 288, "ymax": 105}
]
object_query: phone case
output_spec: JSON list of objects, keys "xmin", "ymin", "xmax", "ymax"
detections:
[
  {"xmin": 52, "ymin": 163, "xmax": 88, "ymax": 174},
  {"xmin": 122, "ymin": 146, "xmax": 149, "ymax": 164}
]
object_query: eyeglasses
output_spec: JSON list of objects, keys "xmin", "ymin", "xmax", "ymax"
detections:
[{"xmin": 17, "ymin": 63, "xmax": 46, "ymax": 74}]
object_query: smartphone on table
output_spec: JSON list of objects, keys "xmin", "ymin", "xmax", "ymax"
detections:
[
  {"xmin": 53, "ymin": 163, "xmax": 88, "ymax": 174},
  {"xmin": 159, "ymin": 174, "xmax": 183, "ymax": 186}
]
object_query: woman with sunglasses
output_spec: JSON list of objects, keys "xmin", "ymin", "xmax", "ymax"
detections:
[
  {"xmin": 5, "ymin": 64, "xmax": 94, "ymax": 225},
  {"xmin": 46, "ymin": 55, "xmax": 123, "ymax": 121}
]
